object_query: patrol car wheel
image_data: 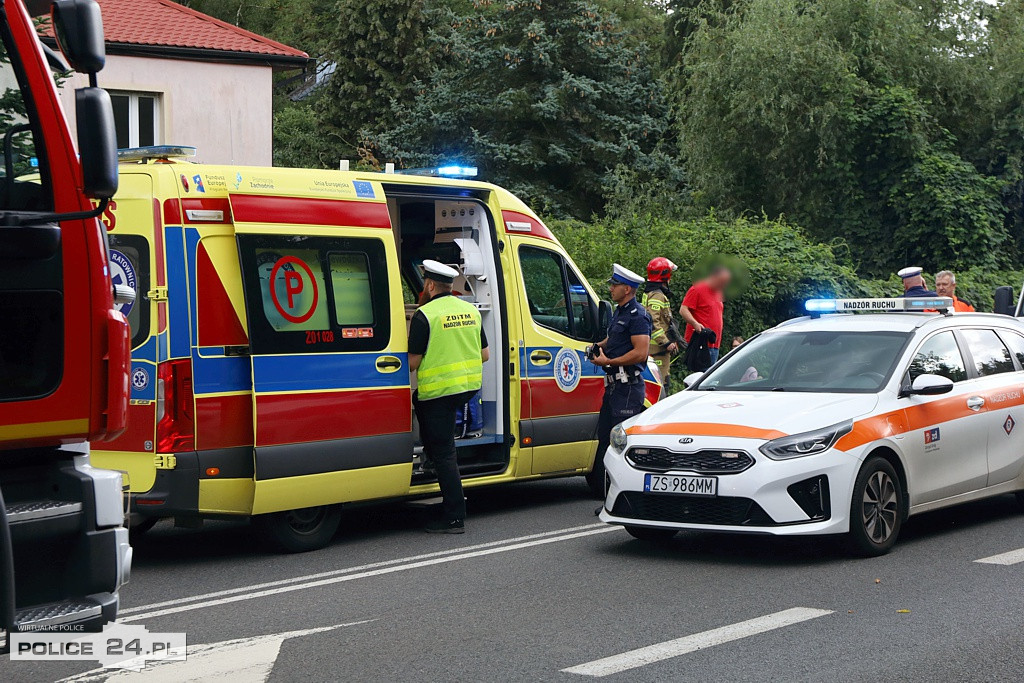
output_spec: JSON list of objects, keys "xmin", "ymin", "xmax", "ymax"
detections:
[
  {"xmin": 847, "ymin": 457, "xmax": 904, "ymax": 557},
  {"xmin": 625, "ymin": 526, "xmax": 677, "ymax": 542},
  {"xmin": 254, "ymin": 505, "xmax": 342, "ymax": 553}
]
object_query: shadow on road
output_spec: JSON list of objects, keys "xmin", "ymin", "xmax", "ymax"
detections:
[
  {"xmin": 596, "ymin": 493, "xmax": 1024, "ymax": 566},
  {"xmin": 127, "ymin": 477, "xmax": 597, "ymax": 564}
]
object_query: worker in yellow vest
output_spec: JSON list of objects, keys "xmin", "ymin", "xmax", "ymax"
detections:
[{"xmin": 409, "ymin": 260, "xmax": 490, "ymax": 533}]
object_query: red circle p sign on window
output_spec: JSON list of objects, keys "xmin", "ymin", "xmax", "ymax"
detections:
[{"xmin": 269, "ymin": 256, "xmax": 319, "ymax": 324}]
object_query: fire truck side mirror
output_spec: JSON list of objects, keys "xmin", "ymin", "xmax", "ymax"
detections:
[
  {"xmin": 75, "ymin": 87, "xmax": 117, "ymax": 200},
  {"xmin": 51, "ymin": 0, "xmax": 106, "ymax": 75}
]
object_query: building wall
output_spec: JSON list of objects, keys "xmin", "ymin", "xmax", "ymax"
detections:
[{"xmin": 59, "ymin": 54, "xmax": 274, "ymax": 166}]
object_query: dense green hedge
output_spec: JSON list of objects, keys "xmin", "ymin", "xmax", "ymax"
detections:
[{"xmin": 550, "ymin": 213, "xmax": 1023, "ymax": 342}]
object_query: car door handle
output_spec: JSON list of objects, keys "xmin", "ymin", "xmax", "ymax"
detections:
[
  {"xmin": 530, "ymin": 350, "xmax": 552, "ymax": 365},
  {"xmin": 967, "ymin": 396, "xmax": 985, "ymax": 411},
  {"xmin": 375, "ymin": 356, "xmax": 403, "ymax": 373}
]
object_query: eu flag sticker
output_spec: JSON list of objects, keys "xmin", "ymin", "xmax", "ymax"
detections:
[{"xmin": 353, "ymin": 180, "xmax": 375, "ymax": 198}]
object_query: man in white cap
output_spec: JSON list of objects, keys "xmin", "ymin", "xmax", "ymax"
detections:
[
  {"xmin": 898, "ymin": 267, "xmax": 938, "ymax": 298},
  {"xmin": 587, "ymin": 263, "xmax": 651, "ymax": 496},
  {"xmin": 408, "ymin": 260, "xmax": 489, "ymax": 533}
]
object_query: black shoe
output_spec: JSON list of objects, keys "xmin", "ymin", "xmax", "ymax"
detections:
[{"xmin": 425, "ymin": 518, "xmax": 465, "ymax": 534}]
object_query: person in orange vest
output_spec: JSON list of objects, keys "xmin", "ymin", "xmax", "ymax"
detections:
[{"xmin": 935, "ymin": 270, "xmax": 975, "ymax": 312}]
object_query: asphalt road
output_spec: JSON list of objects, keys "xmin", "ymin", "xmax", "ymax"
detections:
[{"xmin": 6, "ymin": 477, "xmax": 1024, "ymax": 682}]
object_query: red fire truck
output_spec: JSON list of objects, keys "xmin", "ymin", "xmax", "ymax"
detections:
[{"xmin": 0, "ymin": 0, "xmax": 130, "ymax": 645}]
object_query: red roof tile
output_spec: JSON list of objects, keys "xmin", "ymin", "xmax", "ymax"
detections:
[{"xmin": 87, "ymin": 0, "xmax": 308, "ymax": 61}]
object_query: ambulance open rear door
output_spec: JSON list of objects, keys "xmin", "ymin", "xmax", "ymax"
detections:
[{"xmin": 229, "ymin": 187, "xmax": 413, "ymax": 514}]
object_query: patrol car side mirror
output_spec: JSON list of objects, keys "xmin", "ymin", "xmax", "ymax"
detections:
[
  {"xmin": 907, "ymin": 374, "xmax": 954, "ymax": 397},
  {"xmin": 994, "ymin": 286, "xmax": 1015, "ymax": 316},
  {"xmin": 683, "ymin": 372, "xmax": 704, "ymax": 389},
  {"xmin": 596, "ymin": 300, "xmax": 612, "ymax": 340}
]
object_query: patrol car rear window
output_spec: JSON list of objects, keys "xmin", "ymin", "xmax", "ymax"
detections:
[
  {"xmin": 961, "ymin": 329, "xmax": 1016, "ymax": 377},
  {"xmin": 238, "ymin": 235, "xmax": 390, "ymax": 354},
  {"xmin": 697, "ymin": 330, "xmax": 911, "ymax": 393}
]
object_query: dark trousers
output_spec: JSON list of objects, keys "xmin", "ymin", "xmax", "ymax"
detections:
[
  {"xmin": 595, "ymin": 379, "xmax": 647, "ymax": 464},
  {"xmin": 414, "ymin": 390, "xmax": 474, "ymax": 522}
]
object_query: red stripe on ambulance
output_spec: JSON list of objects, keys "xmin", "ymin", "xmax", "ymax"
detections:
[
  {"xmin": 255, "ymin": 388, "xmax": 412, "ymax": 446},
  {"xmin": 231, "ymin": 195, "xmax": 392, "ymax": 229}
]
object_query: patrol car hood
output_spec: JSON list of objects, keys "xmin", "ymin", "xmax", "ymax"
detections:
[{"xmin": 628, "ymin": 391, "xmax": 879, "ymax": 439}]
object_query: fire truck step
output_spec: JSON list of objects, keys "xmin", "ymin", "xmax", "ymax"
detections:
[
  {"xmin": 13, "ymin": 596, "xmax": 102, "ymax": 631},
  {"xmin": 7, "ymin": 500, "xmax": 82, "ymax": 523}
]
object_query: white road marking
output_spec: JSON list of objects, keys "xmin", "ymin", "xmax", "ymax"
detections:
[
  {"xmin": 122, "ymin": 525, "xmax": 618, "ymax": 623},
  {"xmin": 561, "ymin": 607, "xmax": 834, "ymax": 677},
  {"xmin": 974, "ymin": 547, "xmax": 1024, "ymax": 565},
  {"xmin": 56, "ymin": 620, "xmax": 373, "ymax": 682},
  {"xmin": 119, "ymin": 522, "xmax": 606, "ymax": 617}
]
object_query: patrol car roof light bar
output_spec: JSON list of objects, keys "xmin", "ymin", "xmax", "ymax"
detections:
[{"xmin": 804, "ymin": 297, "xmax": 954, "ymax": 318}]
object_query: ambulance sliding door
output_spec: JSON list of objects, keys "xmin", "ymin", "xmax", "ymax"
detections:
[
  {"xmin": 236, "ymin": 229, "xmax": 412, "ymax": 514},
  {"xmin": 513, "ymin": 238, "xmax": 605, "ymax": 474}
]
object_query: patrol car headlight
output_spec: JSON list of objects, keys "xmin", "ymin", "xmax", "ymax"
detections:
[
  {"xmin": 759, "ymin": 420, "xmax": 853, "ymax": 460},
  {"xmin": 610, "ymin": 424, "xmax": 628, "ymax": 452}
]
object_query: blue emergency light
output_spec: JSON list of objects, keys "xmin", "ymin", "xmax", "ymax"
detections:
[
  {"xmin": 436, "ymin": 165, "xmax": 478, "ymax": 178},
  {"xmin": 805, "ymin": 299, "xmax": 838, "ymax": 313}
]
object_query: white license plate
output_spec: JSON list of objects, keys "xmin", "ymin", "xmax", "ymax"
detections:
[{"xmin": 643, "ymin": 474, "xmax": 718, "ymax": 496}]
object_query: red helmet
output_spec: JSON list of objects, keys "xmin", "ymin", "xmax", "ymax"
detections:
[{"xmin": 646, "ymin": 257, "xmax": 677, "ymax": 283}]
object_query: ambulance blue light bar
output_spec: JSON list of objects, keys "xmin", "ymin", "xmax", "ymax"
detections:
[
  {"xmin": 436, "ymin": 165, "xmax": 478, "ymax": 178},
  {"xmin": 117, "ymin": 146, "xmax": 197, "ymax": 162},
  {"xmin": 395, "ymin": 165, "xmax": 479, "ymax": 178},
  {"xmin": 805, "ymin": 297, "xmax": 954, "ymax": 313}
]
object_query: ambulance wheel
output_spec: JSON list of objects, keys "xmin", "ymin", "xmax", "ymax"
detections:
[
  {"xmin": 585, "ymin": 461, "xmax": 606, "ymax": 499},
  {"xmin": 625, "ymin": 526, "xmax": 677, "ymax": 542},
  {"xmin": 129, "ymin": 516, "xmax": 159, "ymax": 539},
  {"xmin": 847, "ymin": 457, "xmax": 903, "ymax": 557},
  {"xmin": 254, "ymin": 505, "xmax": 342, "ymax": 553}
]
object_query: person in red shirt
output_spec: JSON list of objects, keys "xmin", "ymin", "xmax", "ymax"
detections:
[{"xmin": 680, "ymin": 266, "xmax": 731, "ymax": 364}]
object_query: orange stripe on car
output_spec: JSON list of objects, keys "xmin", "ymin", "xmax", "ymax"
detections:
[
  {"xmin": 836, "ymin": 385, "xmax": 1024, "ymax": 451},
  {"xmin": 625, "ymin": 422, "xmax": 788, "ymax": 440}
]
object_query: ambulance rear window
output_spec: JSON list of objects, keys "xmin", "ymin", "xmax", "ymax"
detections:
[{"xmin": 238, "ymin": 234, "xmax": 390, "ymax": 354}]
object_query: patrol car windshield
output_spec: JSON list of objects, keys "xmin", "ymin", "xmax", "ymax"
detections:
[{"xmin": 696, "ymin": 330, "xmax": 911, "ymax": 393}]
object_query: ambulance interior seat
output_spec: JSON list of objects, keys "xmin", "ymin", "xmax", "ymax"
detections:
[{"xmin": 392, "ymin": 196, "xmax": 507, "ymax": 481}]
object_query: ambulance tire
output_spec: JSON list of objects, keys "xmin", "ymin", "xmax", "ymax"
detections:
[
  {"xmin": 625, "ymin": 526, "xmax": 677, "ymax": 542},
  {"xmin": 847, "ymin": 457, "xmax": 904, "ymax": 557},
  {"xmin": 129, "ymin": 516, "xmax": 159, "ymax": 539},
  {"xmin": 254, "ymin": 505, "xmax": 343, "ymax": 553}
]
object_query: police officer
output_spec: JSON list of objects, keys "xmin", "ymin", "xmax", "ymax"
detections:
[
  {"xmin": 408, "ymin": 260, "xmax": 489, "ymax": 534},
  {"xmin": 587, "ymin": 264, "xmax": 652, "ymax": 496},
  {"xmin": 642, "ymin": 257, "xmax": 684, "ymax": 393},
  {"xmin": 898, "ymin": 266, "xmax": 938, "ymax": 298}
]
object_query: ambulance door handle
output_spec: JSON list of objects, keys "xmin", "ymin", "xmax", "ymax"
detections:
[
  {"xmin": 967, "ymin": 396, "xmax": 985, "ymax": 411},
  {"xmin": 376, "ymin": 356, "xmax": 403, "ymax": 373},
  {"xmin": 530, "ymin": 350, "xmax": 552, "ymax": 365}
]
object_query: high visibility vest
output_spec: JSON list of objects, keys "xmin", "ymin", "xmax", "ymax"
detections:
[{"xmin": 416, "ymin": 294, "xmax": 483, "ymax": 400}]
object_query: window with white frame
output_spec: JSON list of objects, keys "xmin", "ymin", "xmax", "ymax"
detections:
[{"xmin": 109, "ymin": 91, "xmax": 161, "ymax": 149}]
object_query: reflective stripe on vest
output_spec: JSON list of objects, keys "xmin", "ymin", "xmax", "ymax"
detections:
[{"xmin": 417, "ymin": 295, "xmax": 483, "ymax": 400}]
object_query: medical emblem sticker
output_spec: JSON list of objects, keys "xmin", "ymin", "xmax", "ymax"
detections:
[
  {"xmin": 554, "ymin": 347, "xmax": 582, "ymax": 393},
  {"xmin": 131, "ymin": 367, "xmax": 150, "ymax": 391},
  {"xmin": 109, "ymin": 250, "xmax": 137, "ymax": 317}
]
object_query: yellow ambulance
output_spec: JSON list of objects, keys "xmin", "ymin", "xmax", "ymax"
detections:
[{"xmin": 93, "ymin": 147, "xmax": 662, "ymax": 551}]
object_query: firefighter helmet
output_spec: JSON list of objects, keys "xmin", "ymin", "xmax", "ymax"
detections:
[{"xmin": 646, "ymin": 257, "xmax": 677, "ymax": 283}]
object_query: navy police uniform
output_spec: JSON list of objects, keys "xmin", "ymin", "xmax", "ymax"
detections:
[
  {"xmin": 897, "ymin": 266, "xmax": 938, "ymax": 298},
  {"xmin": 593, "ymin": 266, "xmax": 653, "ymax": 490}
]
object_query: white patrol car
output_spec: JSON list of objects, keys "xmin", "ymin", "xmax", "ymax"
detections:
[{"xmin": 600, "ymin": 297, "xmax": 1024, "ymax": 555}]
